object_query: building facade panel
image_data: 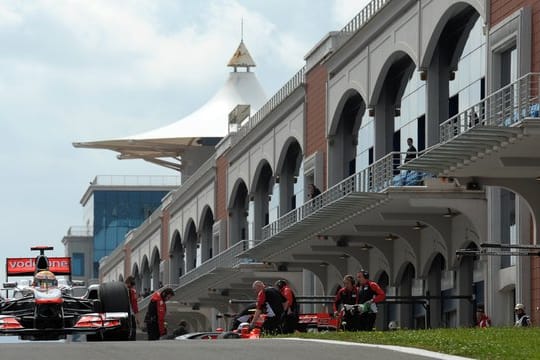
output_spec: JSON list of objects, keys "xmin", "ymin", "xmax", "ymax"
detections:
[
  {"xmin": 273, "ymin": 105, "xmax": 304, "ymax": 160},
  {"xmin": 306, "ymin": 65, "xmax": 328, "ymax": 189},
  {"xmin": 91, "ymin": 0, "xmax": 540, "ymax": 330},
  {"xmin": 491, "ymin": 0, "xmax": 539, "ymax": 72},
  {"xmin": 215, "ymin": 155, "xmax": 228, "ymax": 222}
]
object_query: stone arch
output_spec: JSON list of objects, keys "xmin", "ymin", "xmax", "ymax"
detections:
[
  {"xmin": 198, "ymin": 206, "xmax": 214, "ymax": 262},
  {"xmin": 150, "ymin": 246, "xmax": 161, "ymax": 291},
  {"xmin": 370, "ymin": 50, "xmax": 417, "ymax": 160},
  {"xmin": 420, "ymin": 3, "xmax": 482, "ymax": 70},
  {"xmin": 132, "ymin": 262, "xmax": 141, "ymax": 294},
  {"xmin": 420, "ymin": 3, "xmax": 482, "ymax": 146},
  {"xmin": 328, "ymin": 90, "xmax": 367, "ymax": 186},
  {"xmin": 275, "ymin": 138, "xmax": 303, "ymax": 215},
  {"xmin": 250, "ymin": 160, "xmax": 274, "ymax": 241},
  {"xmin": 140, "ymin": 255, "xmax": 151, "ymax": 296},
  {"xmin": 169, "ymin": 229, "xmax": 185, "ymax": 282},
  {"xmin": 228, "ymin": 178, "xmax": 249, "ymax": 245},
  {"xmin": 183, "ymin": 219, "xmax": 198, "ymax": 272}
]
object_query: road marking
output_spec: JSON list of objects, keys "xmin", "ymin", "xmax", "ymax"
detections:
[{"xmin": 280, "ymin": 338, "xmax": 473, "ymax": 360}]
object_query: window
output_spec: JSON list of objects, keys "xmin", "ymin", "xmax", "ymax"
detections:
[{"xmin": 72, "ymin": 253, "xmax": 85, "ymax": 277}]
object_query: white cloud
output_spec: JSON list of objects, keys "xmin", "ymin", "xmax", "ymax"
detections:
[
  {"xmin": 0, "ymin": 2, "xmax": 22, "ymax": 27},
  {"xmin": 332, "ymin": 0, "xmax": 373, "ymax": 27},
  {"xmin": 0, "ymin": 0, "xmax": 372, "ymax": 281}
]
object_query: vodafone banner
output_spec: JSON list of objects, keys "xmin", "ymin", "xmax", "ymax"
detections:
[{"xmin": 6, "ymin": 257, "xmax": 71, "ymax": 276}]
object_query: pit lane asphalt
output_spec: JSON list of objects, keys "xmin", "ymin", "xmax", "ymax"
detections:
[{"xmin": 0, "ymin": 337, "xmax": 471, "ymax": 360}]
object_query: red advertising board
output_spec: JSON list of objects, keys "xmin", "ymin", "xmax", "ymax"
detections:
[{"xmin": 6, "ymin": 257, "xmax": 71, "ymax": 276}]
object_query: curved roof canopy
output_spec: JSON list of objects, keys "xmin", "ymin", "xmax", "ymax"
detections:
[{"xmin": 73, "ymin": 41, "xmax": 267, "ymax": 172}]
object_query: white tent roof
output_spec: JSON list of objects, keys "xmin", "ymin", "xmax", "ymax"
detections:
[{"xmin": 73, "ymin": 41, "xmax": 267, "ymax": 171}]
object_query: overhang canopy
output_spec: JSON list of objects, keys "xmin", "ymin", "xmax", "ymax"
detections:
[{"xmin": 73, "ymin": 41, "xmax": 267, "ymax": 172}]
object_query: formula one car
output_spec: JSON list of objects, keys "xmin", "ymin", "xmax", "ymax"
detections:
[
  {"xmin": 0, "ymin": 246, "xmax": 133, "ymax": 341},
  {"xmin": 176, "ymin": 324, "xmax": 261, "ymax": 340}
]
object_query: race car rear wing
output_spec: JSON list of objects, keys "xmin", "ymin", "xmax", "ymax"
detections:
[{"xmin": 6, "ymin": 257, "xmax": 72, "ymax": 277}]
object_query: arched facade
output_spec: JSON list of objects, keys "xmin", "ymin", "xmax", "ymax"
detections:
[{"xmin": 94, "ymin": 0, "xmax": 540, "ymax": 331}]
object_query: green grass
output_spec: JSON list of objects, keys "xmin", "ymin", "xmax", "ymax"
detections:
[{"xmin": 279, "ymin": 327, "xmax": 540, "ymax": 359}]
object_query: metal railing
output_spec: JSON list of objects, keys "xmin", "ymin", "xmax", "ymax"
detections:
[
  {"xmin": 231, "ymin": 67, "xmax": 306, "ymax": 145},
  {"xmin": 340, "ymin": 0, "xmax": 390, "ymax": 33},
  {"xmin": 89, "ymin": 175, "xmax": 181, "ymax": 187},
  {"xmin": 440, "ymin": 72, "xmax": 540, "ymax": 142},
  {"xmin": 176, "ymin": 240, "xmax": 257, "ymax": 289},
  {"xmin": 262, "ymin": 151, "xmax": 428, "ymax": 239},
  {"xmin": 66, "ymin": 226, "xmax": 93, "ymax": 237}
]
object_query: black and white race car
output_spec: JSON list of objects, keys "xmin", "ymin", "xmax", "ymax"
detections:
[{"xmin": 0, "ymin": 246, "xmax": 134, "ymax": 341}]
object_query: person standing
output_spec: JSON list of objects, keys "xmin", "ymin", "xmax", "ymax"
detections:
[
  {"xmin": 514, "ymin": 303, "xmax": 531, "ymax": 327},
  {"xmin": 308, "ymin": 183, "xmax": 321, "ymax": 199},
  {"xmin": 333, "ymin": 275, "xmax": 360, "ymax": 331},
  {"xmin": 356, "ymin": 270, "xmax": 386, "ymax": 331},
  {"xmin": 404, "ymin": 138, "xmax": 417, "ymax": 163},
  {"xmin": 144, "ymin": 287, "xmax": 175, "ymax": 340},
  {"xmin": 125, "ymin": 275, "xmax": 139, "ymax": 340},
  {"xmin": 476, "ymin": 305, "xmax": 491, "ymax": 328},
  {"xmin": 275, "ymin": 279, "xmax": 299, "ymax": 334},
  {"xmin": 308, "ymin": 183, "xmax": 322, "ymax": 212},
  {"xmin": 250, "ymin": 280, "xmax": 287, "ymax": 335}
]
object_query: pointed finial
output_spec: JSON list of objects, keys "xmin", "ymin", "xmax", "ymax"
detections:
[{"xmin": 227, "ymin": 20, "xmax": 256, "ymax": 71}]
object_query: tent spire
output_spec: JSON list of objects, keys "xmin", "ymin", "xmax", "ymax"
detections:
[{"xmin": 228, "ymin": 20, "xmax": 256, "ymax": 72}]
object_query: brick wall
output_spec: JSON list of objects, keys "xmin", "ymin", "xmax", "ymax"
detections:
[
  {"xmin": 215, "ymin": 154, "xmax": 228, "ymax": 221},
  {"xmin": 305, "ymin": 64, "xmax": 328, "ymax": 189},
  {"xmin": 491, "ymin": 0, "xmax": 540, "ymax": 72},
  {"xmin": 531, "ymin": 216, "xmax": 539, "ymax": 325},
  {"xmin": 160, "ymin": 209, "xmax": 170, "ymax": 259},
  {"xmin": 491, "ymin": 0, "xmax": 540, "ymax": 325}
]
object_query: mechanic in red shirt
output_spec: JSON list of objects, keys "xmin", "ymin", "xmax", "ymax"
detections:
[
  {"xmin": 357, "ymin": 270, "xmax": 386, "ymax": 331},
  {"xmin": 144, "ymin": 287, "xmax": 174, "ymax": 340},
  {"xmin": 125, "ymin": 276, "xmax": 139, "ymax": 339},
  {"xmin": 275, "ymin": 279, "xmax": 299, "ymax": 334},
  {"xmin": 333, "ymin": 274, "xmax": 360, "ymax": 331},
  {"xmin": 250, "ymin": 280, "xmax": 287, "ymax": 335}
]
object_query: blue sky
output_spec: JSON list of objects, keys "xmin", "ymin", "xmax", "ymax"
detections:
[{"xmin": 0, "ymin": 0, "xmax": 369, "ymax": 281}]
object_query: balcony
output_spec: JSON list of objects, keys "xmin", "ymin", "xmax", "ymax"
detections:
[
  {"xmin": 242, "ymin": 152, "xmax": 433, "ymax": 261},
  {"xmin": 139, "ymin": 240, "xmax": 260, "ymax": 308},
  {"xmin": 402, "ymin": 72, "xmax": 540, "ymax": 178}
]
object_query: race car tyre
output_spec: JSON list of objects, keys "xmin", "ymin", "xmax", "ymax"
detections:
[{"xmin": 99, "ymin": 282, "xmax": 132, "ymax": 341}]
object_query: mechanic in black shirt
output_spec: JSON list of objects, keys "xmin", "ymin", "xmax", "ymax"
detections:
[
  {"xmin": 333, "ymin": 274, "xmax": 360, "ymax": 331},
  {"xmin": 250, "ymin": 280, "xmax": 287, "ymax": 335},
  {"xmin": 357, "ymin": 270, "xmax": 386, "ymax": 331}
]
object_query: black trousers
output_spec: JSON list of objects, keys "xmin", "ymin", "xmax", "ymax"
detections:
[
  {"xmin": 282, "ymin": 313, "xmax": 299, "ymax": 334},
  {"xmin": 147, "ymin": 322, "xmax": 160, "ymax": 340},
  {"xmin": 358, "ymin": 312, "xmax": 376, "ymax": 331},
  {"xmin": 342, "ymin": 313, "xmax": 361, "ymax": 331},
  {"xmin": 263, "ymin": 316, "xmax": 282, "ymax": 335}
]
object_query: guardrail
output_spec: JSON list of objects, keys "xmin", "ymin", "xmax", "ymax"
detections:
[
  {"xmin": 440, "ymin": 72, "xmax": 540, "ymax": 142},
  {"xmin": 340, "ymin": 0, "xmax": 390, "ymax": 33},
  {"xmin": 66, "ymin": 226, "xmax": 93, "ymax": 237},
  {"xmin": 89, "ymin": 175, "xmax": 181, "ymax": 187},
  {"xmin": 176, "ymin": 240, "xmax": 257, "ymax": 289},
  {"xmin": 262, "ymin": 151, "xmax": 428, "ymax": 239},
  {"xmin": 231, "ymin": 67, "xmax": 305, "ymax": 145}
]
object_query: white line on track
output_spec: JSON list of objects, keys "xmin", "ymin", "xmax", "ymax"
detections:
[{"xmin": 279, "ymin": 338, "xmax": 473, "ymax": 360}]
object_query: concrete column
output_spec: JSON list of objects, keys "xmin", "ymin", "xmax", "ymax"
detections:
[
  {"xmin": 373, "ymin": 91, "xmax": 393, "ymax": 160},
  {"xmin": 457, "ymin": 255, "xmax": 474, "ymax": 326},
  {"xmin": 426, "ymin": 47, "xmax": 450, "ymax": 147},
  {"xmin": 427, "ymin": 257, "xmax": 442, "ymax": 328}
]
